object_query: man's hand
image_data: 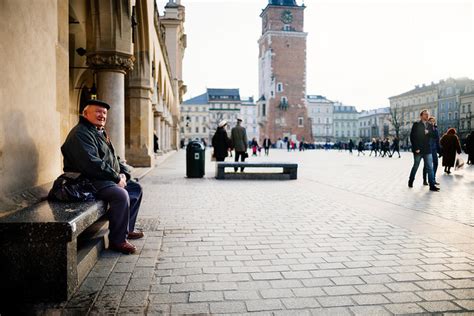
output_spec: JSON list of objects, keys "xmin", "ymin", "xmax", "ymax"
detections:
[
  {"xmin": 415, "ymin": 149, "xmax": 420, "ymax": 154},
  {"xmin": 118, "ymin": 174, "xmax": 127, "ymax": 188}
]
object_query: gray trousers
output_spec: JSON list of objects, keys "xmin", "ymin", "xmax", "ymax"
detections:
[{"xmin": 96, "ymin": 181, "xmax": 143, "ymax": 245}]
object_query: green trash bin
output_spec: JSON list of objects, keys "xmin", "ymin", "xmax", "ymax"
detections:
[{"xmin": 186, "ymin": 141, "xmax": 205, "ymax": 178}]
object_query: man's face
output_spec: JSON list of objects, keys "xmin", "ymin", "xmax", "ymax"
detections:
[
  {"xmin": 429, "ymin": 118, "xmax": 436, "ymax": 125},
  {"xmin": 421, "ymin": 111, "xmax": 429, "ymax": 121},
  {"xmin": 83, "ymin": 105, "xmax": 107, "ymax": 128}
]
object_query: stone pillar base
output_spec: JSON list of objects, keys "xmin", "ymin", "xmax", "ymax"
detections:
[{"xmin": 126, "ymin": 149, "xmax": 153, "ymax": 167}]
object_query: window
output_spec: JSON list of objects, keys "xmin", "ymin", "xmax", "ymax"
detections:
[
  {"xmin": 277, "ymin": 83, "xmax": 283, "ymax": 92},
  {"xmin": 284, "ymin": 25, "xmax": 291, "ymax": 31},
  {"xmin": 298, "ymin": 117, "xmax": 304, "ymax": 127},
  {"xmin": 203, "ymin": 127, "xmax": 207, "ymax": 133},
  {"xmin": 262, "ymin": 103, "xmax": 266, "ymax": 116},
  {"xmin": 195, "ymin": 127, "xmax": 199, "ymax": 133},
  {"xmin": 454, "ymin": 112, "xmax": 458, "ymax": 119},
  {"xmin": 448, "ymin": 112, "xmax": 452, "ymax": 120}
]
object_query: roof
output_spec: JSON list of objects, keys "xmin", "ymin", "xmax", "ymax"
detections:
[
  {"xmin": 359, "ymin": 107, "xmax": 390, "ymax": 118},
  {"xmin": 307, "ymin": 95, "xmax": 333, "ymax": 103},
  {"xmin": 182, "ymin": 92, "xmax": 208, "ymax": 105},
  {"xmin": 182, "ymin": 88, "xmax": 241, "ymax": 105},
  {"xmin": 389, "ymin": 83, "xmax": 438, "ymax": 99}
]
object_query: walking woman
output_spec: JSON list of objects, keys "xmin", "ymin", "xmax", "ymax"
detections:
[
  {"xmin": 440, "ymin": 128, "xmax": 462, "ymax": 174},
  {"xmin": 465, "ymin": 131, "xmax": 474, "ymax": 165},
  {"xmin": 212, "ymin": 120, "xmax": 232, "ymax": 162},
  {"xmin": 251, "ymin": 137, "xmax": 259, "ymax": 156}
]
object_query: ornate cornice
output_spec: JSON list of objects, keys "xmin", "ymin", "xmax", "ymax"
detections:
[{"xmin": 86, "ymin": 53, "xmax": 135, "ymax": 72}]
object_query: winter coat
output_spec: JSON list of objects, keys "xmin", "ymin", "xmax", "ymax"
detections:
[
  {"xmin": 410, "ymin": 121, "xmax": 434, "ymax": 155},
  {"xmin": 429, "ymin": 127, "xmax": 441, "ymax": 155},
  {"xmin": 212, "ymin": 127, "xmax": 231, "ymax": 160},
  {"xmin": 440, "ymin": 133, "xmax": 461, "ymax": 167},
  {"xmin": 61, "ymin": 116, "xmax": 131, "ymax": 191},
  {"xmin": 231, "ymin": 124, "xmax": 248, "ymax": 152}
]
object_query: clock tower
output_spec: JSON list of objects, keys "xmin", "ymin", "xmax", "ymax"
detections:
[{"xmin": 257, "ymin": 0, "xmax": 312, "ymax": 143}]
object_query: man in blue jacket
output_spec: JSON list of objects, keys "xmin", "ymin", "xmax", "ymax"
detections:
[
  {"xmin": 61, "ymin": 99, "xmax": 144, "ymax": 254},
  {"xmin": 408, "ymin": 109, "xmax": 439, "ymax": 191}
]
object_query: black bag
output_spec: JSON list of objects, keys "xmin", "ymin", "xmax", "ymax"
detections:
[
  {"xmin": 244, "ymin": 152, "xmax": 249, "ymax": 159},
  {"xmin": 48, "ymin": 173, "xmax": 97, "ymax": 202}
]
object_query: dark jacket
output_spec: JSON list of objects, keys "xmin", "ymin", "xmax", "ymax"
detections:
[
  {"xmin": 231, "ymin": 124, "xmax": 248, "ymax": 152},
  {"xmin": 61, "ymin": 116, "xmax": 131, "ymax": 191},
  {"xmin": 410, "ymin": 121, "xmax": 434, "ymax": 155},
  {"xmin": 440, "ymin": 133, "xmax": 461, "ymax": 167},
  {"xmin": 212, "ymin": 127, "xmax": 231, "ymax": 160},
  {"xmin": 263, "ymin": 138, "xmax": 271, "ymax": 148},
  {"xmin": 429, "ymin": 127, "xmax": 441, "ymax": 155}
]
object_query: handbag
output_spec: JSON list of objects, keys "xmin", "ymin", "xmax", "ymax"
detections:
[
  {"xmin": 244, "ymin": 152, "xmax": 249, "ymax": 159},
  {"xmin": 455, "ymin": 156, "xmax": 465, "ymax": 170},
  {"xmin": 48, "ymin": 173, "xmax": 97, "ymax": 202}
]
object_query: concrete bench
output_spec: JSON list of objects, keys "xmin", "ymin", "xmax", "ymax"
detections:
[
  {"xmin": 0, "ymin": 199, "xmax": 108, "ymax": 303},
  {"xmin": 216, "ymin": 162, "xmax": 298, "ymax": 180}
]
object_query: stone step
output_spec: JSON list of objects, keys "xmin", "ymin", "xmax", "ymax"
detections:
[{"xmin": 77, "ymin": 218, "xmax": 109, "ymax": 284}]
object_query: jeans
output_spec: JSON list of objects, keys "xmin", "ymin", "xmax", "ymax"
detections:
[
  {"xmin": 409, "ymin": 153, "xmax": 435, "ymax": 187},
  {"xmin": 423, "ymin": 152, "xmax": 438, "ymax": 182}
]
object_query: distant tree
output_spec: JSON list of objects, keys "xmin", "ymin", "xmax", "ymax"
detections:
[{"xmin": 389, "ymin": 106, "xmax": 403, "ymax": 139}]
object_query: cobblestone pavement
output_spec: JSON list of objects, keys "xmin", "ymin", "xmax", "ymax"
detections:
[{"xmin": 63, "ymin": 149, "xmax": 473, "ymax": 315}]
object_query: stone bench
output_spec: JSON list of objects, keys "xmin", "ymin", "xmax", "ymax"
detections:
[
  {"xmin": 216, "ymin": 162, "xmax": 298, "ymax": 180},
  {"xmin": 0, "ymin": 199, "xmax": 108, "ymax": 303}
]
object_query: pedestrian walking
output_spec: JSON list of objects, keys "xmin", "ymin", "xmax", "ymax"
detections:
[
  {"xmin": 251, "ymin": 137, "xmax": 259, "ymax": 156},
  {"xmin": 465, "ymin": 131, "xmax": 474, "ymax": 165},
  {"xmin": 369, "ymin": 138, "xmax": 377, "ymax": 156},
  {"xmin": 440, "ymin": 128, "xmax": 462, "ymax": 174},
  {"xmin": 299, "ymin": 140, "xmax": 305, "ymax": 151},
  {"xmin": 348, "ymin": 139, "xmax": 354, "ymax": 154},
  {"xmin": 287, "ymin": 140, "xmax": 291, "ymax": 152},
  {"xmin": 408, "ymin": 109, "xmax": 439, "ymax": 192},
  {"xmin": 357, "ymin": 141, "xmax": 365, "ymax": 156},
  {"xmin": 211, "ymin": 120, "xmax": 231, "ymax": 162},
  {"xmin": 423, "ymin": 117, "xmax": 441, "ymax": 185},
  {"xmin": 263, "ymin": 137, "xmax": 271, "ymax": 156},
  {"xmin": 375, "ymin": 138, "xmax": 381, "ymax": 156},
  {"xmin": 231, "ymin": 117, "xmax": 248, "ymax": 172},
  {"xmin": 390, "ymin": 137, "xmax": 401, "ymax": 158},
  {"xmin": 381, "ymin": 138, "xmax": 390, "ymax": 157},
  {"xmin": 153, "ymin": 130, "xmax": 159, "ymax": 153}
]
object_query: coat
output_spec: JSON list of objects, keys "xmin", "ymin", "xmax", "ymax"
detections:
[
  {"xmin": 429, "ymin": 127, "xmax": 441, "ymax": 155},
  {"xmin": 61, "ymin": 116, "xmax": 131, "ymax": 191},
  {"xmin": 212, "ymin": 127, "xmax": 231, "ymax": 160},
  {"xmin": 231, "ymin": 124, "xmax": 248, "ymax": 152},
  {"xmin": 410, "ymin": 121, "xmax": 434, "ymax": 155},
  {"xmin": 440, "ymin": 133, "xmax": 461, "ymax": 167},
  {"xmin": 263, "ymin": 138, "xmax": 271, "ymax": 148}
]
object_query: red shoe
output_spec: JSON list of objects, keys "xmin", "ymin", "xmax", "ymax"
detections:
[
  {"xmin": 127, "ymin": 231, "xmax": 145, "ymax": 240},
  {"xmin": 109, "ymin": 241, "xmax": 137, "ymax": 254}
]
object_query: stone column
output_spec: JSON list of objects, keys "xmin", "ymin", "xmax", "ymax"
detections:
[
  {"xmin": 97, "ymin": 70, "xmax": 126, "ymax": 157},
  {"xmin": 87, "ymin": 54, "xmax": 134, "ymax": 159}
]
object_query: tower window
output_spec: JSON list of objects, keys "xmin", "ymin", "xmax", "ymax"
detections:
[
  {"xmin": 284, "ymin": 25, "xmax": 291, "ymax": 31},
  {"xmin": 298, "ymin": 117, "xmax": 304, "ymax": 127},
  {"xmin": 262, "ymin": 103, "xmax": 266, "ymax": 117},
  {"xmin": 277, "ymin": 83, "xmax": 283, "ymax": 92}
]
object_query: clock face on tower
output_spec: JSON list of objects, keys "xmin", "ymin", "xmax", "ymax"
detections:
[{"xmin": 281, "ymin": 10, "xmax": 293, "ymax": 24}]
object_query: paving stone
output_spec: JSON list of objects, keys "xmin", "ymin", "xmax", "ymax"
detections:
[
  {"xmin": 416, "ymin": 290, "xmax": 454, "ymax": 301},
  {"xmin": 170, "ymin": 302, "xmax": 209, "ymax": 314},
  {"xmin": 317, "ymin": 296, "xmax": 354, "ymax": 307},
  {"xmin": 447, "ymin": 289, "xmax": 474, "ymax": 300},
  {"xmin": 170, "ymin": 282, "xmax": 203, "ymax": 292},
  {"xmin": 246, "ymin": 299, "xmax": 283, "ymax": 311},
  {"xmin": 350, "ymin": 306, "xmax": 392, "ymax": 316},
  {"xmin": 415, "ymin": 280, "xmax": 453, "ymax": 290},
  {"xmin": 119, "ymin": 291, "xmax": 148, "ymax": 307},
  {"xmin": 354, "ymin": 284, "xmax": 391, "ymax": 294},
  {"xmin": 385, "ymin": 282, "xmax": 422, "ymax": 292},
  {"xmin": 351, "ymin": 294, "xmax": 389, "ymax": 305},
  {"xmin": 251, "ymin": 272, "xmax": 282, "ymax": 280},
  {"xmin": 323, "ymin": 286, "xmax": 359, "ymax": 296},
  {"xmin": 224, "ymin": 290, "xmax": 260, "ymax": 300},
  {"xmin": 260, "ymin": 288, "xmax": 294, "ymax": 299},
  {"xmin": 454, "ymin": 300, "xmax": 474, "ymax": 310},
  {"xmin": 419, "ymin": 301, "xmax": 463, "ymax": 313},
  {"xmin": 150, "ymin": 293, "xmax": 188, "ymax": 304},
  {"xmin": 384, "ymin": 303, "xmax": 426, "ymax": 315},
  {"xmin": 292, "ymin": 287, "xmax": 325, "ymax": 297},
  {"xmin": 383, "ymin": 292, "xmax": 422, "ymax": 303},
  {"xmin": 210, "ymin": 301, "xmax": 247, "ymax": 313},
  {"xmin": 281, "ymin": 297, "xmax": 320, "ymax": 309},
  {"xmin": 189, "ymin": 291, "xmax": 223, "ymax": 302}
]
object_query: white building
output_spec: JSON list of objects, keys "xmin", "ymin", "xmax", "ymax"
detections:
[
  {"xmin": 307, "ymin": 95, "xmax": 334, "ymax": 142},
  {"xmin": 358, "ymin": 107, "xmax": 391, "ymax": 142},
  {"xmin": 333, "ymin": 103, "xmax": 359, "ymax": 142},
  {"xmin": 241, "ymin": 97, "xmax": 259, "ymax": 142},
  {"xmin": 180, "ymin": 88, "xmax": 243, "ymax": 145}
]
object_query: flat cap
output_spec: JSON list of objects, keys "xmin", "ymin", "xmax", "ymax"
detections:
[{"xmin": 85, "ymin": 99, "xmax": 110, "ymax": 110}]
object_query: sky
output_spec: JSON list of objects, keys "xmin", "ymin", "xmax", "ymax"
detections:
[{"xmin": 159, "ymin": 0, "xmax": 474, "ymax": 110}]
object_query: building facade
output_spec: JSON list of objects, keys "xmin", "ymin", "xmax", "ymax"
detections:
[
  {"xmin": 333, "ymin": 103, "xmax": 359, "ymax": 142},
  {"xmin": 358, "ymin": 108, "xmax": 391, "ymax": 142},
  {"xmin": 241, "ymin": 97, "xmax": 260, "ymax": 142},
  {"xmin": 389, "ymin": 82, "xmax": 439, "ymax": 145},
  {"xmin": 180, "ymin": 89, "xmax": 242, "ymax": 145},
  {"xmin": 437, "ymin": 78, "xmax": 473, "ymax": 134},
  {"xmin": 459, "ymin": 83, "xmax": 474, "ymax": 140},
  {"xmin": 0, "ymin": 0, "xmax": 186, "ymax": 209},
  {"xmin": 306, "ymin": 95, "xmax": 334, "ymax": 142},
  {"xmin": 257, "ymin": 0, "xmax": 312, "ymax": 143}
]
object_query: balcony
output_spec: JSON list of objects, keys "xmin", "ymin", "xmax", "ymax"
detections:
[{"xmin": 279, "ymin": 101, "xmax": 289, "ymax": 111}]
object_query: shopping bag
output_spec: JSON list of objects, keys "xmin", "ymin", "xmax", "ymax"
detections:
[{"xmin": 455, "ymin": 156, "xmax": 465, "ymax": 170}]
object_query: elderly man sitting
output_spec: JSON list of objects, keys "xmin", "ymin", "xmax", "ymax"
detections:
[{"xmin": 61, "ymin": 99, "xmax": 144, "ymax": 254}]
